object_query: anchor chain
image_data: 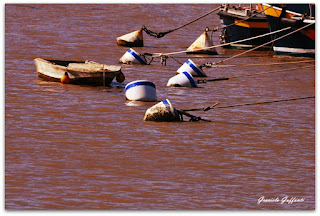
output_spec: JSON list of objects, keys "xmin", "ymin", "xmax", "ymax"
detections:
[
  {"xmin": 141, "ymin": 6, "xmax": 222, "ymax": 38},
  {"xmin": 141, "ymin": 26, "xmax": 174, "ymax": 38}
]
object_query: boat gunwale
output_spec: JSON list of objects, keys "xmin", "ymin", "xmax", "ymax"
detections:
[
  {"xmin": 35, "ymin": 58, "xmax": 122, "ymax": 86},
  {"xmin": 263, "ymin": 3, "xmax": 315, "ymax": 20},
  {"xmin": 217, "ymin": 10, "xmax": 267, "ymax": 22},
  {"xmin": 35, "ymin": 58, "xmax": 122, "ymax": 74}
]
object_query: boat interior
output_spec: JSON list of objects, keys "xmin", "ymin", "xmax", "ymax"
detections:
[{"xmin": 46, "ymin": 59, "xmax": 85, "ymax": 67}]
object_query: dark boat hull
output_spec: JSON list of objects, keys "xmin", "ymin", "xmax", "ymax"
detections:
[
  {"xmin": 217, "ymin": 7, "xmax": 270, "ymax": 50},
  {"xmin": 263, "ymin": 4, "xmax": 315, "ymax": 57}
]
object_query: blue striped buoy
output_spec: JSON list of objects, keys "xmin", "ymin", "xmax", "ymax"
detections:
[
  {"xmin": 125, "ymin": 80, "xmax": 157, "ymax": 101},
  {"xmin": 119, "ymin": 48, "xmax": 147, "ymax": 64},
  {"xmin": 167, "ymin": 71, "xmax": 198, "ymax": 88}
]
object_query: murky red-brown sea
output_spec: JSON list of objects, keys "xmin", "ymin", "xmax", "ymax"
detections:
[{"xmin": 5, "ymin": 4, "xmax": 315, "ymax": 210}]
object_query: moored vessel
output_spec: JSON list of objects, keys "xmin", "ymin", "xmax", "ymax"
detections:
[
  {"xmin": 35, "ymin": 58, "xmax": 124, "ymax": 86},
  {"xmin": 217, "ymin": 4, "xmax": 270, "ymax": 50},
  {"xmin": 262, "ymin": 3, "xmax": 315, "ymax": 57}
]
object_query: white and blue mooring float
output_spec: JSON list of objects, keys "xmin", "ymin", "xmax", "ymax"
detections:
[
  {"xmin": 177, "ymin": 59, "xmax": 207, "ymax": 77},
  {"xmin": 167, "ymin": 71, "xmax": 198, "ymax": 88},
  {"xmin": 125, "ymin": 80, "xmax": 157, "ymax": 102},
  {"xmin": 143, "ymin": 99, "xmax": 181, "ymax": 121},
  {"xmin": 119, "ymin": 48, "xmax": 147, "ymax": 65}
]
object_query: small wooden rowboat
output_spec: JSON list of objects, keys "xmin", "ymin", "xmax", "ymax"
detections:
[{"xmin": 34, "ymin": 58, "xmax": 125, "ymax": 86}]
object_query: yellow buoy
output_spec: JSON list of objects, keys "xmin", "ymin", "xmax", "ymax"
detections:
[
  {"xmin": 117, "ymin": 29, "xmax": 144, "ymax": 47},
  {"xmin": 186, "ymin": 28, "xmax": 218, "ymax": 55},
  {"xmin": 61, "ymin": 72, "xmax": 70, "ymax": 84},
  {"xmin": 116, "ymin": 72, "xmax": 125, "ymax": 83}
]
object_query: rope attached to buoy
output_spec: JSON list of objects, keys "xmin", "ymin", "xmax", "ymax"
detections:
[
  {"xmin": 141, "ymin": 6, "xmax": 222, "ymax": 38},
  {"xmin": 141, "ymin": 53, "xmax": 184, "ymax": 65},
  {"xmin": 139, "ymin": 26, "xmax": 292, "ymax": 66},
  {"xmin": 177, "ymin": 109, "xmax": 212, "ymax": 122},
  {"xmin": 181, "ymin": 103, "xmax": 219, "ymax": 112},
  {"xmin": 207, "ymin": 59, "xmax": 315, "ymax": 68},
  {"xmin": 175, "ymin": 95, "xmax": 314, "ymax": 122},
  {"xmin": 141, "ymin": 5, "xmax": 271, "ymax": 39},
  {"xmin": 141, "ymin": 21, "xmax": 313, "ymax": 67},
  {"xmin": 202, "ymin": 22, "xmax": 315, "ymax": 68},
  {"xmin": 214, "ymin": 96, "xmax": 315, "ymax": 109},
  {"xmin": 197, "ymin": 64, "xmax": 315, "ymax": 84},
  {"xmin": 182, "ymin": 96, "xmax": 315, "ymax": 112}
]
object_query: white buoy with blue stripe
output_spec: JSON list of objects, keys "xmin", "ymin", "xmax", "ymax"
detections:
[
  {"xmin": 119, "ymin": 48, "xmax": 147, "ymax": 65},
  {"xmin": 143, "ymin": 99, "xmax": 181, "ymax": 122},
  {"xmin": 167, "ymin": 71, "xmax": 198, "ymax": 88},
  {"xmin": 177, "ymin": 59, "xmax": 206, "ymax": 77},
  {"xmin": 125, "ymin": 80, "xmax": 157, "ymax": 101}
]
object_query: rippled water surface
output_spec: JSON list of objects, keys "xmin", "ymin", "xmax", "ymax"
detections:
[{"xmin": 5, "ymin": 4, "xmax": 315, "ymax": 210}]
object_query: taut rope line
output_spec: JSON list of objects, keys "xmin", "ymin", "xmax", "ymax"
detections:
[
  {"xmin": 144, "ymin": 22, "xmax": 314, "ymax": 67},
  {"xmin": 213, "ymin": 96, "xmax": 315, "ymax": 109},
  {"xmin": 182, "ymin": 96, "xmax": 315, "ymax": 112},
  {"xmin": 148, "ymin": 27, "xmax": 291, "ymax": 57},
  {"xmin": 197, "ymin": 64, "xmax": 315, "ymax": 84},
  {"xmin": 141, "ymin": 5, "xmax": 272, "ymax": 39},
  {"xmin": 141, "ymin": 6, "xmax": 222, "ymax": 38},
  {"xmin": 204, "ymin": 22, "xmax": 315, "ymax": 67},
  {"xmin": 229, "ymin": 65, "xmax": 314, "ymax": 79},
  {"xmin": 211, "ymin": 59, "xmax": 315, "ymax": 68}
]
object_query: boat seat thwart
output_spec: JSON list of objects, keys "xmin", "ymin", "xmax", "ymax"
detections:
[{"xmin": 67, "ymin": 62, "xmax": 121, "ymax": 73}]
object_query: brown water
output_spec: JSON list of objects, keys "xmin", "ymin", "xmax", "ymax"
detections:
[{"xmin": 5, "ymin": 4, "xmax": 315, "ymax": 210}]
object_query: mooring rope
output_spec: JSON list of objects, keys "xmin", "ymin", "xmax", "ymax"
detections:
[
  {"xmin": 230, "ymin": 65, "xmax": 314, "ymax": 79},
  {"xmin": 143, "ymin": 21, "xmax": 314, "ymax": 67},
  {"xmin": 211, "ymin": 59, "xmax": 315, "ymax": 68},
  {"xmin": 182, "ymin": 96, "xmax": 315, "ymax": 112},
  {"xmin": 142, "ymin": 52, "xmax": 185, "ymax": 65},
  {"xmin": 141, "ymin": 6, "xmax": 222, "ymax": 38},
  {"xmin": 203, "ymin": 22, "xmax": 315, "ymax": 67},
  {"xmin": 177, "ymin": 109, "xmax": 212, "ymax": 122},
  {"xmin": 197, "ymin": 64, "xmax": 315, "ymax": 83},
  {"xmin": 214, "ymin": 96, "xmax": 315, "ymax": 109},
  {"xmin": 147, "ymin": 26, "xmax": 291, "ymax": 58}
]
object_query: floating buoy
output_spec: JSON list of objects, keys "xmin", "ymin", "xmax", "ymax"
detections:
[
  {"xmin": 119, "ymin": 48, "xmax": 147, "ymax": 64},
  {"xmin": 186, "ymin": 28, "xmax": 218, "ymax": 55},
  {"xmin": 116, "ymin": 72, "xmax": 125, "ymax": 83},
  {"xmin": 167, "ymin": 71, "xmax": 198, "ymax": 88},
  {"xmin": 143, "ymin": 99, "xmax": 182, "ymax": 122},
  {"xmin": 117, "ymin": 29, "xmax": 144, "ymax": 47},
  {"xmin": 125, "ymin": 80, "xmax": 157, "ymax": 101},
  {"xmin": 177, "ymin": 59, "xmax": 207, "ymax": 77},
  {"xmin": 60, "ymin": 72, "xmax": 70, "ymax": 84}
]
